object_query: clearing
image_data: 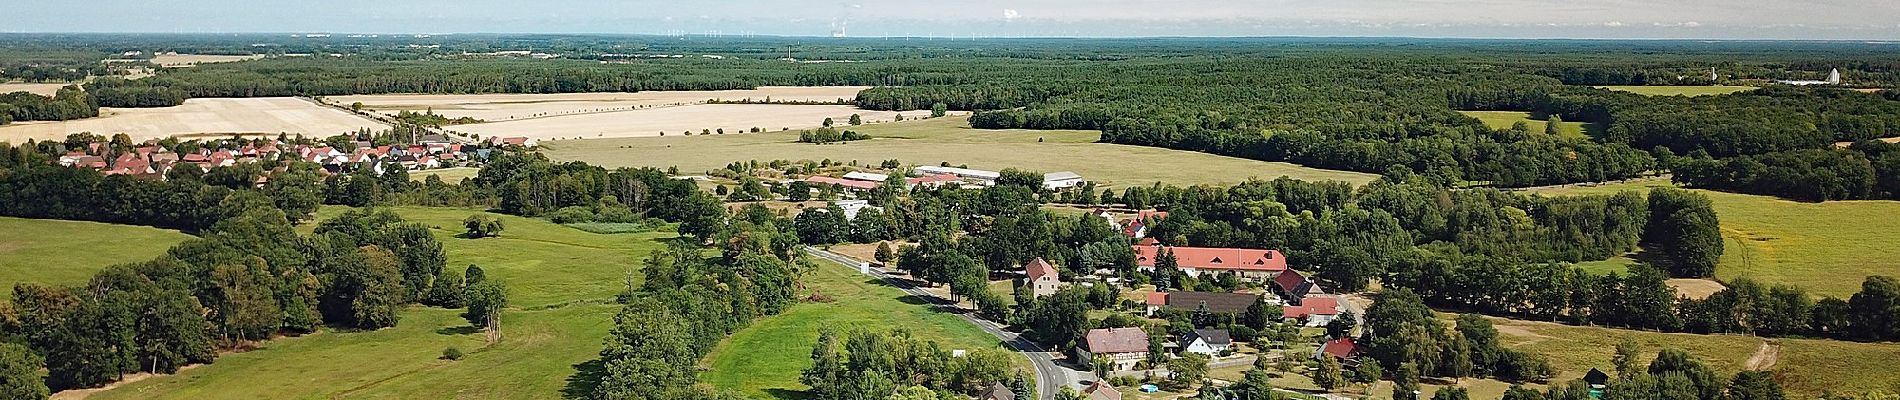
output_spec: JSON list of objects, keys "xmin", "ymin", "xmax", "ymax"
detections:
[
  {"xmin": 149, "ymin": 54, "xmax": 264, "ymax": 67},
  {"xmin": 1528, "ymin": 178, "xmax": 1900, "ymax": 298},
  {"xmin": 543, "ymin": 116, "xmax": 1380, "ymax": 187},
  {"xmin": 411, "ymin": 167, "xmax": 482, "ymax": 184},
  {"xmin": 1458, "ymin": 110, "xmax": 1598, "ymax": 139},
  {"xmin": 700, "ymin": 253, "xmax": 1016, "ymax": 399},
  {"xmin": 0, "ymin": 82, "xmax": 74, "ymax": 97},
  {"xmin": 85, "ymin": 206, "xmax": 672, "ymax": 399},
  {"xmin": 1593, "ymin": 85, "xmax": 1759, "ymax": 96},
  {"xmin": 0, "ymin": 97, "xmax": 388, "ymax": 143},
  {"xmin": 0, "ymin": 217, "xmax": 193, "ymax": 300}
]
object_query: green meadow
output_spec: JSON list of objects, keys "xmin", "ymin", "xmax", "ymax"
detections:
[
  {"xmin": 541, "ymin": 116, "xmax": 1379, "ymax": 188},
  {"xmin": 1458, "ymin": 110, "xmax": 1598, "ymax": 139},
  {"xmin": 0, "ymin": 217, "xmax": 193, "ymax": 299},
  {"xmin": 1529, "ymin": 179, "xmax": 1900, "ymax": 298}
]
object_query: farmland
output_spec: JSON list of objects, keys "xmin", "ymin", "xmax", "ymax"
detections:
[
  {"xmin": 0, "ymin": 82, "xmax": 72, "ymax": 97},
  {"xmin": 327, "ymin": 87, "xmax": 934, "ymax": 140},
  {"xmin": 1594, "ymin": 85, "xmax": 1760, "ymax": 96},
  {"xmin": 1529, "ymin": 179, "xmax": 1900, "ymax": 298},
  {"xmin": 699, "ymin": 255, "xmax": 1015, "ymax": 399},
  {"xmin": 0, "ymin": 217, "xmax": 193, "ymax": 300},
  {"xmin": 1457, "ymin": 111, "xmax": 1597, "ymax": 139},
  {"xmin": 87, "ymin": 206, "xmax": 672, "ymax": 399},
  {"xmin": 0, "ymin": 97, "xmax": 388, "ymax": 142},
  {"xmin": 451, "ymin": 104, "xmax": 933, "ymax": 140},
  {"xmin": 329, "ymin": 86, "xmax": 873, "ymax": 121},
  {"xmin": 543, "ymin": 116, "xmax": 1380, "ymax": 187}
]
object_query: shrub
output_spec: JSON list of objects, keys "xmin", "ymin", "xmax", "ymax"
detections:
[
  {"xmin": 546, "ymin": 206, "xmax": 596, "ymax": 224},
  {"xmin": 441, "ymin": 347, "xmax": 465, "ymax": 360},
  {"xmin": 463, "ymin": 215, "xmax": 505, "ymax": 238}
]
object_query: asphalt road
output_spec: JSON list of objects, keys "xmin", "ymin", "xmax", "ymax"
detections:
[{"xmin": 803, "ymin": 247, "xmax": 1086, "ymax": 400}]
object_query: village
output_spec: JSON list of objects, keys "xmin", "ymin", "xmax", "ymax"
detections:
[{"xmin": 43, "ymin": 132, "xmax": 539, "ymax": 181}]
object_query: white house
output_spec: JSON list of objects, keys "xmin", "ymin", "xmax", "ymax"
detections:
[
  {"xmin": 1025, "ymin": 257, "xmax": 1062, "ymax": 297},
  {"xmin": 1282, "ymin": 295, "xmax": 1343, "ymax": 327},
  {"xmin": 1179, "ymin": 329, "xmax": 1233, "ymax": 357},
  {"xmin": 1043, "ymin": 171, "xmax": 1085, "ymax": 190}
]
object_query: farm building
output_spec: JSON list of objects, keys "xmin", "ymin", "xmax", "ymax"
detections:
[
  {"xmin": 1179, "ymin": 329, "xmax": 1233, "ymax": 356},
  {"xmin": 913, "ymin": 165, "xmax": 1000, "ymax": 185},
  {"xmin": 842, "ymin": 171, "xmax": 889, "ymax": 182},
  {"xmin": 1144, "ymin": 291, "xmax": 1262, "ymax": 315},
  {"xmin": 1133, "ymin": 241, "xmax": 1288, "ymax": 281},
  {"xmin": 1042, "ymin": 171, "xmax": 1085, "ymax": 190},
  {"xmin": 805, "ymin": 175, "xmax": 880, "ymax": 193},
  {"xmin": 1076, "ymin": 327, "xmax": 1149, "ymax": 371},
  {"xmin": 905, "ymin": 173, "xmax": 961, "ymax": 189}
]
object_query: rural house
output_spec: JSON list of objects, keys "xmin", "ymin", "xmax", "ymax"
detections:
[
  {"xmin": 1315, "ymin": 337, "xmax": 1361, "ymax": 365},
  {"xmin": 1179, "ymin": 328, "xmax": 1233, "ymax": 356},
  {"xmin": 977, "ymin": 383, "xmax": 1015, "ymax": 400},
  {"xmin": 1272, "ymin": 269, "xmax": 1324, "ymax": 303},
  {"xmin": 1082, "ymin": 380, "xmax": 1123, "ymax": 400},
  {"xmin": 1282, "ymin": 295, "xmax": 1343, "ymax": 327},
  {"xmin": 1122, "ymin": 210, "xmax": 1168, "ymax": 238},
  {"xmin": 1025, "ymin": 257, "xmax": 1062, "ymax": 297},
  {"xmin": 1134, "ymin": 242, "xmax": 1288, "ymax": 281},
  {"xmin": 1076, "ymin": 327, "xmax": 1149, "ymax": 371}
]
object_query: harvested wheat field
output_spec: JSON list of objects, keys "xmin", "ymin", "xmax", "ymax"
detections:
[
  {"xmin": 446, "ymin": 104, "xmax": 941, "ymax": 140},
  {"xmin": 150, "ymin": 53, "xmax": 263, "ymax": 67},
  {"xmin": 0, "ymin": 97, "xmax": 388, "ymax": 142},
  {"xmin": 330, "ymin": 86, "xmax": 873, "ymax": 122},
  {"xmin": 0, "ymin": 82, "xmax": 75, "ymax": 96}
]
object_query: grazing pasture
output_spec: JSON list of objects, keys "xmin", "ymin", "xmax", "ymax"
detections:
[
  {"xmin": 544, "ymin": 116, "xmax": 1379, "ymax": 187},
  {"xmin": 0, "ymin": 217, "xmax": 193, "ymax": 300},
  {"xmin": 1594, "ymin": 85, "xmax": 1759, "ymax": 96},
  {"xmin": 86, "ymin": 206, "xmax": 671, "ymax": 399},
  {"xmin": 1528, "ymin": 179, "xmax": 1900, "ymax": 298},
  {"xmin": 0, "ymin": 97, "xmax": 387, "ymax": 142},
  {"xmin": 699, "ymin": 253, "xmax": 1015, "ymax": 399}
]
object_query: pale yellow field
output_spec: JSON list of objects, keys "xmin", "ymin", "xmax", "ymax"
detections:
[
  {"xmin": 329, "ymin": 86, "xmax": 873, "ymax": 122},
  {"xmin": 150, "ymin": 54, "xmax": 263, "ymax": 67},
  {"xmin": 445, "ymin": 104, "xmax": 944, "ymax": 140},
  {"xmin": 0, "ymin": 82, "xmax": 74, "ymax": 96},
  {"xmin": 0, "ymin": 97, "xmax": 388, "ymax": 142}
]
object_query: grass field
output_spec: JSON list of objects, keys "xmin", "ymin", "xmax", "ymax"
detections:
[
  {"xmin": 87, "ymin": 206, "xmax": 672, "ymax": 399},
  {"xmin": 0, "ymin": 217, "xmax": 193, "ymax": 299},
  {"xmin": 0, "ymin": 82, "xmax": 72, "ymax": 96},
  {"xmin": 700, "ymin": 256, "xmax": 1018, "ymax": 399},
  {"xmin": 1458, "ymin": 111, "xmax": 1597, "ymax": 139},
  {"xmin": 1528, "ymin": 179, "xmax": 1900, "ymax": 298},
  {"xmin": 1594, "ymin": 85, "xmax": 1759, "ymax": 96},
  {"xmin": 411, "ymin": 167, "xmax": 482, "ymax": 184},
  {"xmin": 544, "ymin": 116, "xmax": 1379, "ymax": 188}
]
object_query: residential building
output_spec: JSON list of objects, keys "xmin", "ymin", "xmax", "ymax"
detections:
[
  {"xmin": 1282, "ymin": 295, "xmax": 1343, "ymax": 327},
  {"xmin": 977, "ymin": 383, "xmax": 1015, "ymax": 400},
  {"xmin": 1122, "ymin": 210, "xmax": 1168, "ymax": 238},
  {"xmin": 1082, "ymin": 380, "xmax": 1123, "ymax": 400},
  {"xmin": 1272, "ymin": 270, "xmax": 1324, "ymax": 303},
  {"xmin": 1315, "ymin": 337, "xmax": 1360, "ymax": 365},
  {"xmin": 1025, "ymin": 257, "xmax": 1061, "ymax": 297},
  {"xmin": 1133, "ymin": 242, "xmax": 1287, "ymax": 281},
  {"xmin": 1075, "ymin": 327, "xmax": 1149, "ymax": 371},
  {"xmin": 1179, "ymin": 329, "xmax": 1233, "ymax": 356}
]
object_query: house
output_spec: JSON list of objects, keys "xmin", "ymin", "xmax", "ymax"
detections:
[
  {"xmin": 1122, "ymin": 210, "xmax": 1167, "ymax": 238},
  {"xmin": 1179, "ymin": 329, "xmax": 1233, "ymax": 356},
  {"xmin": 835, "ymin": 200, "xmax": 878, "ymax": 220},
  {"xmin": 1282, "ymin": 295, "xmax": 1343, "ymax": 327},
  {"xmin": 1272, "ymin": 270, "xmax": 1324, "ymax": 303},
  {"xmin": 489, "ymin": 136, "xmax": 539, "ymax": 147},
  {"xmin": 1082, "ymin": 380, "xmax": 1123, "ymax": 400},
  {"xmin": 1042, "ymin": 171, "xmax": 1084, "ymax": 190},
  {"xmin": 1584, "ymin": 368, "xmax": 1610, "ymax": 388},
  {"xmin": 1315, "ymin": 337, "xmax": 1360, "ymax": 364},
  {"xmin": 977, "ymin": 383, "xmax": 1015, "ymax": 400},
  {"xmin": 1144, "ymin": 291, "xmax": 1261, "ymax": 315},
  {"xmin": 1025, "ymin": 257, "xmax": 1062, "ymax": 297},
  {"xmin": 1075, "ymin": 327, "xmax": 1149, "ymax": 371},
  {"xmin": 1133, "ymin": 243, "xmax": 1287, "ymax": 281},
  {"xmin": 841, "ymin": 171, "xmax": 889, "ymax": 182}
]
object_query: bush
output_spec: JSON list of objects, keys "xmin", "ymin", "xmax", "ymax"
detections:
[
  {"xmin": 463, "ymin": 214, "xmax": 505, "ymax": 238},
  {"xmin": 546, "ymin": 206, "xmax": 596, "ymax": 224},
  {"xmin": 441, "ymin": 347, "xmax": 465, "ymax": 360}
]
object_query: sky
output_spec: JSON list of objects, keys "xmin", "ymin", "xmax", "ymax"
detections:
[{"xmin": 8, "ymin": 0, "xmax": 1900, "ymax": 40}]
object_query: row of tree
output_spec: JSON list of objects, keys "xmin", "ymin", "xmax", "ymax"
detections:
[
  {"xmin": 800, "ymin": 329, "xmax": 1024, "ymax": 400},
  {"xmin": 1674, "ymin": 142, "xmax": 1900, "ymax": 201}
]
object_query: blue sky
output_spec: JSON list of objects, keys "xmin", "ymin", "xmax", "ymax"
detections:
[{"xmin": 8, "ymin": 0, "xmax": 1900, "ymax": 40}]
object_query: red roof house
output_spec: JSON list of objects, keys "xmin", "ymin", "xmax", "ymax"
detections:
[
  {"xmin": 1134, "ymin": 243, "xmax": 1286, "ymax": 280},
  {"xmin": 1282, "ymin": 295, "xmax": 1343, "ymax": 326},
  {"xmin": 1317, "ymin": 337, "xmax": 1360, "ymax": 362}
]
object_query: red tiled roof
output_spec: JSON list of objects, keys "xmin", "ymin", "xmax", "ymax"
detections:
[
  {"xmin": 805, "ymin": 176, "xmax": 879, "ymax": 190},
  {"xmin": 1320, "ymin": 337, "xmax": 1359, "ymax": 360},
  {"xmin": 1025, "ymin": 257, "xmax": 1058, "ymax": 281},
  {"xmin": 1134, "ymin": 245, "xmax": 1286, "ymax": 273},
  {"xmin": 1083, "ymin": 381, "xmax": 1122, "ymax": 400},
  {"xmin": 1145, "ymin": 292, "xmax": 1168, "ymax": 306},
  {"xmin": 1283, "ymin": 296, "xmax": 1341, "ymax": 319},
  {"xmin": 1083, "ymin": 327, "xmax": 1148, "ymax": 354}
]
